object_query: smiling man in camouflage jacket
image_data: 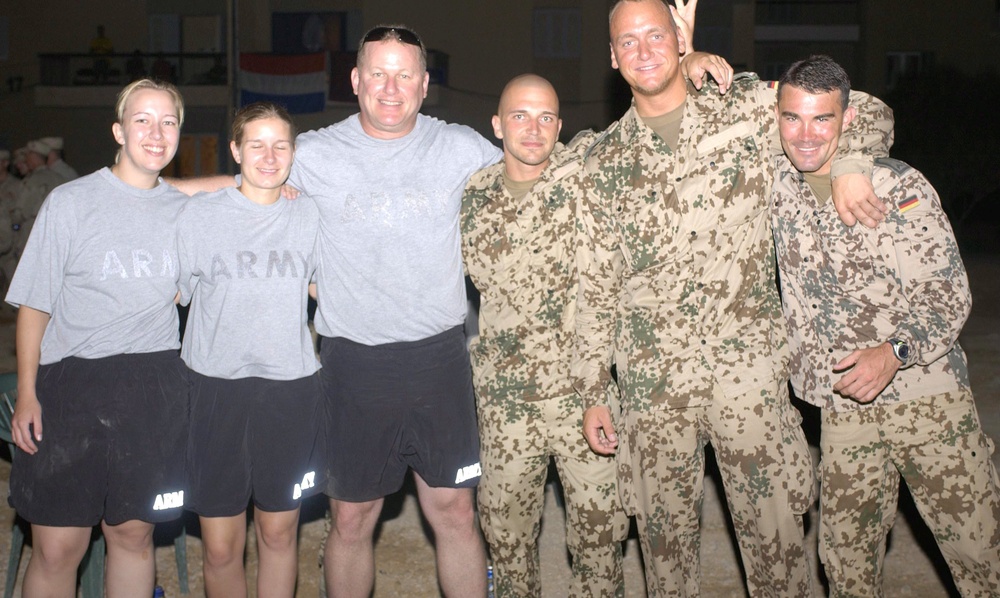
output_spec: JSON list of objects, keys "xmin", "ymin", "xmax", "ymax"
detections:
[
  {"xmin": 574, "ymin": 1, "xmax": 895, "ymax": 596},
  {"xmin": 461, "ymin": 74, "xmax": 629, "ymax": 598},
  {"xmin": 771, "ymin": 54, "xmax": 1000, "ymax": 597}
]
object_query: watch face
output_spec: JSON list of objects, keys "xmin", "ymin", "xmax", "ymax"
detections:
[{"xmin": 898, "ymin": 343, "xmax": 910, "ymax": 360}]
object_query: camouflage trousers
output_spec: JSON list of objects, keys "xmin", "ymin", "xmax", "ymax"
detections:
[
  {"xmin": 819, "ymin": 390, "xmax": 1000, "ymax": 598},
  {"xmin": 477, "ymin": 393, "xmax": 629, "ymax": 598},
  {"xmin": 619, "ymin": 379, "xmax": 816, "ymax": 597}
]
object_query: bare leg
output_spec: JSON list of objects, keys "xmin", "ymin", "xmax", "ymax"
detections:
[
  {"xmin": 22, "ymin": 524, "xmax": 92, "ymax": 597},
  {"xmin": 102, "ymin": 518, "xmax": 156, "ymax": 598},
  {"xmin": 324, "ymin": 497, "xmax": 384, "ymax": 598},
  {"xmin": 414, "ymin": 475, "xmax": 487, "ymax": 597},
  {"xmin": 254, "ymin": 507, "xmax": 301, "ymax": 598},
  {"xmin": 200, "ymin": 513, "xmax": 249, "ymax": 598}
]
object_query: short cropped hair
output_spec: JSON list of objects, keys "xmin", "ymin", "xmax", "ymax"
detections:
[
  {"xmin": 609, "ymin": 0, "xmax": 673, "ymax": 26},
  {"xmin": 778, "ymin": 55, "xmax": 851, "ymax": 111},
  {"xmin": 356, "ymin": 24, "xmax": 427, "ymax": 72}
]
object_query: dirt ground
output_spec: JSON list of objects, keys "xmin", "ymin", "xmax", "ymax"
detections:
[{"xmin": 0, "ymin": 256, "xmax": 997, "ymax": 597}]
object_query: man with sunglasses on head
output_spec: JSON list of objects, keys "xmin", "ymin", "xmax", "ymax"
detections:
[{"xmin": 293, "ymin": 26, "xmax": 501, "ymax": 598}]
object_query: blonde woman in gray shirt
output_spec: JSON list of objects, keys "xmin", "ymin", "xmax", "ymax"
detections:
[{"xmin": 6, "ymin": 79, "xmax": 190, "ymax": 597}]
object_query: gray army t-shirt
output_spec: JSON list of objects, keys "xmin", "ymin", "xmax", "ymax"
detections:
[
  {"xmin": 6, "ymin": 167, "xmax": 187, "ymax": 364},
  {"xmin": 177, "ymin": 187, "xmax": 321, "ymax": 380},
  {"xmin": 288, "ymin": 113, "xmax": 501, "ymax": 346}
]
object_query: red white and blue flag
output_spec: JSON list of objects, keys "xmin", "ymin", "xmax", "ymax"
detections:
[{"xmin": 239, "ymin": 52, "xmax": 328, "ymax": 114}]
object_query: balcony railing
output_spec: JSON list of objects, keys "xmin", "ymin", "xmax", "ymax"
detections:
[{"xmin": 39, "ymin": 52, "xmax": 227, "ymax": 87}]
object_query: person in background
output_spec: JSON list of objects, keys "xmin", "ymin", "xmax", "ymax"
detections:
[
  {"xmin": 5, "ymin": 78, "xmax": 189, "ymax": 597},
  {"xmin": 39, "ymin": 136, "xmax": 79, "ymax": 181},
  {"xmin": 90, "ymin": 25, "xmax": 114, "ymax": 84},
  {"xmin": 126, "ymin": 49, "xmax": 146, "ymax": 82},
  {"xmin": 770, "ymin": 54, "xmax": 1000, "ymax": 597},
  {"xmin": 11, "ymin": 139, "xmax": 65, "ymax": 261},
  {"xmin": 0, "ymin": 149, "xmax": 16, "ymax": 304},
  {"xmin": 11, "ymin": 148, "xmax": 29, "ymax": 178},
  {"xmin": 0, "ymin": 149, "xmax": 19, "ymax": 202},
  {"xmin": 177, "ymin": 101, "xmax": 323, "ymax": 598}
]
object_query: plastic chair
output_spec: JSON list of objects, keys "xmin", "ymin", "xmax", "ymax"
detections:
[{"xmin": 0, "ymin": 377, "xmax": 103, "ymax": 598}]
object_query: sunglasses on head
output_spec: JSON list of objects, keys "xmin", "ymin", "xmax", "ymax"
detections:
[{"xmin": 361, "ymin": 26, "xmax": 422, "ymax": 48}]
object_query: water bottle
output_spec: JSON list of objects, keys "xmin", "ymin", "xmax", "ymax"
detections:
[
  {"xmin": 153, "ymin": 586, "xmax": 165, "ymax": 598},
  {"xmin": 487, "ymin": 564, "xmax": 495, "ymax": 598}
]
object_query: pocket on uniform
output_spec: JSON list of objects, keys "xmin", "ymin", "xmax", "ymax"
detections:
[
  {"xmin": 616, "ymin": 410, "xmax": 639, "ymax": 517},
  {"xmin": 777, "ymin": 398, "xmax": 818, "ymax": 514},
  {"xmin": 614, "ymin": 181, "xmax": 687, "ymax": 275},
  {"xmin": 817, "ymin": 227, "xmax": 879, "ymax": 293}
]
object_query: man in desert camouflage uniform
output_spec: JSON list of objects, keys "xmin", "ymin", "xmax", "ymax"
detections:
[
  {"xmin": 771, "ymin": 54, "xmax": 1000, "ymax": 598},
  {"xmin": 574, "ymin": 1, "xmax": 894, "ymax": 596},
  {"xmin": 38, "ymin": 136, "xmax": 79, "ymax": 181},
  {"xmin": 462, "ymin": 74, "xmax": 629, "ymax": 597},
  {"xmin": 12, "ymin": 140, "xmax": 65, "ymax": 258}
]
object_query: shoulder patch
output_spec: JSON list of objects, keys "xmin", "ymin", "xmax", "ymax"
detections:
[
  {"xmin": 874, "ymin": 157, "xmax": 913, "ymax": 177},
  {"xmin": 567, "ymin": 129, "xmax": 598, "ymax": 154},
  {"xmin": 733, "ymin": 71, "xmax": 761, "ymax": 84},
  {"xmin": 898, "ymin": 195, "xmax": 919, "ymax": 213}
]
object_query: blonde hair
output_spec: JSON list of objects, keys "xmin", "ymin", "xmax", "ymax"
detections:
[{"xmin": 115, "ymin": 78, "xmax": 185, "ymax": 127}]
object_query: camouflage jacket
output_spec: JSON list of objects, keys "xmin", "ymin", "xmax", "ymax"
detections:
[
  {"xmin": 14, "ymin": 167, "xmax": 64, "ymax": 226},
  {"xmin": 0, "ymin": 176, "xmax": 20, "ymax": 209},
  {"xmin": 771, "ymin": 157, "xmax": 971, "ymax": 412},
  {"xmin": 462, "ymin": 134, "xmax": 596, "ymax": 404},
  {"xmin": 0, "ymin": 176, "xmax": 19, "ymax": 253},
  {"xmin": 574, "ymin": 75, "xmax": 894, "ymax": 412}
]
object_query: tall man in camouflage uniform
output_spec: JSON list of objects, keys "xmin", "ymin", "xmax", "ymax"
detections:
[
  {"xmin": 461, "ymin": 74, "xmax": 629, "ymax": 597},
  {"xmin": 771, "ymin": 54, "xmax": 1000, "ymax": 598},
  {"xmin": 575, "ymin": 1, "xmax": 894, "ymax": 595}
]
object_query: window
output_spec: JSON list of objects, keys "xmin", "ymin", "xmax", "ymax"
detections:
[
  {"xmin": 533, "ymin": 8, "xmax": 581, "ymax": 59},
  {"xmin": 886, "ymin": 51, "xmax": 933, "ymax": 90}
]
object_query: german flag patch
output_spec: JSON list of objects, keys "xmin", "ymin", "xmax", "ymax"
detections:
[
  {"xmin": 899, "ymin": 195, "xmax": 919, "ymax": 213},
  {"xmin": 766, "ymin": 80, "xmax": 779, "ymax": 89}
]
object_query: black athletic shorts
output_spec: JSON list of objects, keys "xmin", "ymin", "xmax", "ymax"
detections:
[
  {"xmin": 9, "ymin": 351, "xmax": 189, "ymax": 526},
  {"xmin": 321, "ymin": 325, "xmax": 481, "ymax": 502},
  {"xmin": 187, "ymin": 372, "xmax": 324, "ymax": 516}
]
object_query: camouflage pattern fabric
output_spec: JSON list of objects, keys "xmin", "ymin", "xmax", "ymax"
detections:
[
  {"xmin": 573, "ymin": 75, "xmax": 892, "ymax": 596},
  {"xmin": 773, "ymin": 157, "xmax": 1000, "ymax": 594},
  {"xmin": 771, "ymin": 157, "xmax": 972, "ymax": 412},
  {"xmin": 463, "ymin": 136, "xmax": 628, "ymax": 597},
  {"xmin": 0, "ymin": 176, "xmax": 16, "ymax": 261},
  {"xmin": 619, "ymin": 380, "xmax": 816, "ymax": 597},
  {"xmin": 463, "ymin": 139, "xmax": 592, "ymax": 405},
  {"xmin": 819, "ymin": 390, "xmax": 1000, "ymax": 597},
  {"xmin": 574, "ymin": 76, "xmax": 894, "ymax": 413},
  {"xmin": 477, "ymin": 393, "xmax": 626, "ymax": 597}
]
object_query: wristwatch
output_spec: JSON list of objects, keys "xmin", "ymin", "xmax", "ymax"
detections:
[{"xmin": 887, "ymin": 338, "xmax": 910, "ymax": 363}]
